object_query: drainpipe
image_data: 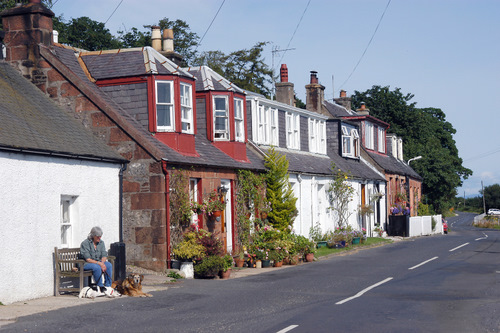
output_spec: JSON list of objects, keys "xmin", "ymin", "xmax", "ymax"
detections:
[
  {"xmin": 119, "ymin": 163, "xmax": 128, "ymax": 242},
  {"xmin": 110, "ymin": 162, "xmax": 128, "ymax": 281},
  {"xmin": 161, "ymin": 160, "xmax": 171, "ymax": 269}
]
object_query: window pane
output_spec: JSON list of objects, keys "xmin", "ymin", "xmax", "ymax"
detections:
[
  {"xmin": 215, "ymin": 97, "xmax": 226, "ymax": 110},
  {"xmin": 215, "ymin": 117, "xmax": 226, "ymax": 130},
  {"xmin": 157, "ymin": 105, "xmax": 172, "ymax": 127},
  {"xmin": 157, "ymin": 82, "xmax": 171, "ymax": 103}
]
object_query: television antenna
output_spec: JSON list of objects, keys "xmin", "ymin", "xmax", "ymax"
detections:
[{"xmin": 271, "ymin": 46, "xmax": 296, "ymax": 99}]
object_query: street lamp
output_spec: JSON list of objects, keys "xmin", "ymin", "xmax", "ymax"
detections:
[{"xmin": 408, "ymin": 156, "xmax": 422, "ymax": 165}]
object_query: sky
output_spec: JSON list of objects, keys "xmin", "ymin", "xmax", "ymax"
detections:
[{"xmin": 50, "ymin": 0, "xmax": 500, "ymax": 199}]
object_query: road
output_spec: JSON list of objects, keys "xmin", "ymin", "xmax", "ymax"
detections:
[{"xmin": 2, "ymin": 212, "xmax": 499, "ymax": 332}]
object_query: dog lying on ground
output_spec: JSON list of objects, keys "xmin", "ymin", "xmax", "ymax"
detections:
[
  {"xmin": 79, "ymin": 285, "xmax": 121, "ymax": 299},
  {"xmin": 111, "ymin": 274, "xmax": 153, "ymax": 297}
]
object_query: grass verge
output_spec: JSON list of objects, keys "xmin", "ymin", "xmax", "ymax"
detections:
[{"xmin": 315, "ymin": 237, "xmax": 392, "ymax": 257}]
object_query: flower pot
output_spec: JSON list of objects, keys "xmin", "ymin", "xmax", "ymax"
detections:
[
  {"xmin": 305, "ymin": 253, "xmax": 314, "ymax": 262},
  {"xmin": 170, "ymin": 259, "xmax": 181, "ymax": 270},
  {"xmin": 260, "ymin": 212, "xmax": 268, "ymax": 219},
  {"xmin": 273, "ymin": 260, "xmax": 283, "ymax": 267},
  {"xmin": 317, "ymin": 241, "xmax": 327, "ymax": 248},
  {"xmin": 261, "ymin": 259, "xmax": 271, "ymax": 268},
  {"xmin": 352, "ymin": 237, "xmax": 360, "ymax": 245},
  {"xmin": 234, "ymin": 258, "xmax": 245, "ymax": 268},
  {"xmin": 180, "ymin": 261, "xmax": 194, "ymax": 279},
  {"xmin": 219, "ymin": 269, "xmax": 231, "ymax": 279},
  {"xmin": 256, "ymin": 260, "xmax": 262, "ymax": 269},
  {"xmin": 212, "ymin": 210, "xmax": 222, "ymax": 218}
]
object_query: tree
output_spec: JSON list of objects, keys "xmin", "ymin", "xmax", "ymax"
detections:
[
  {"xmin": 351, "ymin": 85, "xmax": 472, "ymax": 213},
  {"xmin": 157, "ymin": 18, "xmax": 199, "ymax": 65},
  {"xmin": 482, "ymin": 184, "xmax": 500, "ymax": 212},
  {"xmin": 327, "ymin": 164, "xmax": 355, "ymax": 228},
  {"xmin": 264, "ymin": 147, "xmax": 298, "ymax": 231},
  {"xmin": 194, "ymin": 42, "xmax": 273, "ymax": 97},
  {"xmin": 117, "ymin": 27, "xmax": 151, "ymax": 48}
]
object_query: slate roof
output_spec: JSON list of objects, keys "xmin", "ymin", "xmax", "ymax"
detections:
[
  {"xmin": 186, "ymin": 66, "xmax": 246, "ymax": 94},
  {"xmin": 79, "ymin": 47, "xmax": 193, "ymax": 80},
  {"xmin": 366, "ymin": 150, "xmax": 422, "ymax": 180},
  {"xmin": 324, "ymin": 100, "xmax": 356, "ymax": 117},
  {"xmin": 0, "ymin": 61, "xmax": 125, "ymax": 162},
  {"xmin": 49, "ymin": 45, "xmax": 265, "ymax": 171}
]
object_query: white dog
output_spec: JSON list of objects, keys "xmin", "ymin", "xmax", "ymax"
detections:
[{"xmin": 79, "ymin": 286, "xmax": 121, "ymax": 299}]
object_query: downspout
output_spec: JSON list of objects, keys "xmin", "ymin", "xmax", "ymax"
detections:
[
  {"xmin": 161, "ymin": 160, "xmax": 171, "ymax": 269},
  {"xmin": 119, "ymin": 163, "xmax": 128, "ymax": 242}
]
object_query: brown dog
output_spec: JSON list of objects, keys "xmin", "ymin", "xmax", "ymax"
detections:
[{"xmin": 111, "ymin": 274, "xmax": 152, "ymax": 297}]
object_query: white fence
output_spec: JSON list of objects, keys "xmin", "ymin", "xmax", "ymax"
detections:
[{"xmin": 408, "ymin": 214, "xmax": 443, "ymax": 237}]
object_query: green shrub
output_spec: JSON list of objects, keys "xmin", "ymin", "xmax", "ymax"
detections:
[{"xmin": 194, "ymin": 255, "xmax": 224, "ymax": 278}]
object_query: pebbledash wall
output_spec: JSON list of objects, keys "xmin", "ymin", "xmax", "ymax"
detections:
[{"xmin": 0, "ymin": 151, "xmax": 121, "ymax": 304}]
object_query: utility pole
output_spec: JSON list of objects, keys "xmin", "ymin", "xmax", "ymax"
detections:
[{"xmin": 482, "ymin": 181, "xmax": 486, "ymax": 214}]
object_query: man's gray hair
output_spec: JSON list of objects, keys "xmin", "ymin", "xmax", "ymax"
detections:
[{"xmin": 88, "ymin": 226, "xmax": 103, "ymax": 240}]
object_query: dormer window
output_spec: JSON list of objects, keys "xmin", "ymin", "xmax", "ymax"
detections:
[
  {"xmin": 156, "ymin": 80, "xmax": 175, "ymax": 131},
  {"xmin": 214, "ymin": 96, "xmax": 229, "ymax": 140},
  {"xmin": 286, "ymin": 112, "xmax": 300, "ymax": 149},
  {"xmin": 365, "ymin": 121, "xmax": 374, "ymax": 150},
  {"xmin": 255, "ymin": 104, "xmax": 278, "ymax": 145},
  {"xmin": 234, "ymin": 98, "xmax": 244, "ymax": 142},
  {"xmin": 309, "ymin": 118, "xmax": 326, "ymax": 154},
  {"xmin": 342, "ymin": 125, "xmax": 359, "ymax": 158},
  {"xmin": 180, "ymin": 83, "xmax": 193, "ymax": 133},
  {"xmin": 377, "ymin": 127, "xmax": 385, "ymax": 153}
]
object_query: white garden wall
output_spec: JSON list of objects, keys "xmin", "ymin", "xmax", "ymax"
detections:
[
  {"xmin": 0, "ymin": 152, "xmax": 121, "ymax": 304},
  {"xmin": 408, "ymin": 214, "xmax": 443, "ymax": 237}
]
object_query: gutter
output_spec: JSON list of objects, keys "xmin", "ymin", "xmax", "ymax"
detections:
[{"xmin": 0, "ymin": 145, "xmax": 126, "ymax": 163}]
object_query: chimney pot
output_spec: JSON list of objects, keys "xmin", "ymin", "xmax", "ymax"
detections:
[
  {"xmin": 310, "ymin": 71, "xmax": 318, "ymax": 84},
  {"xmin": 340, "ymin": 90, "xmax": 346, "ymax": 98},
  {"xmin": 151, "ymin": 25, "xmax": 161, "ymax": 51},
  {"xmin": 29, "ymin": 0, "xmax": 42, "ymax": 3},
  {"xmin": 280, "ymin": 64, "xmax": 288, "ymax": 83},
  {"xmin": 162, "ymin": 28, "xmax": 174, "ymax": 52}
]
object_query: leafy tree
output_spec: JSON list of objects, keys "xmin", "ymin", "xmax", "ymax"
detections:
[
  {"xmin": 351, "ymin": 85, "xmax": 472, "ymax": 213},
  {"xmin": 157, "ymin": 18, "xmax": 199, "ymax": 65},
  {"xmin": 482, "ymin": 184, "xmax": 500, "ymax": 212},
  {"xmin": 117, "ymin": 27, "xmax": 151, "ymax": 48},
  {"xmin": 194, "ymin": 42, "xmax": 273, "ymax": 97},
  {"xmin": 264, "ymin": 147, "xmax": 298, "ymax": 231},
  {"xmin": 327, "ymin": 164, "xmax": 355, "ymax": 228}
]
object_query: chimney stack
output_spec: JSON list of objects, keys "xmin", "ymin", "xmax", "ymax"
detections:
[
  {"xmin": 151, "ymin": 26, "xmax": 161, "ymax": 51},
  {"xmin": 356, "ymin": 102, "xmax": 370, "ymax": 116},
  {"xmin": 334, "ymin": 89, "xmax": 352, "ymax": 111},
  {"xmin": 305, "ymin": 70, "xmax": 326, "ymax": 114},
  {"xmin": 275, "ymin": 64, "xmax": 294, "ymax": 106}
]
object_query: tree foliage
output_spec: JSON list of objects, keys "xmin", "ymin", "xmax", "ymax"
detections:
[
  {"xmin": 193, "ymin": 42, "xmax": 273, "ymax": 97},
  {"xmin": 351, "ymin": 85, "xmax": 472, "ymax": 213},
  {"xmin": 264, "ymin": 147, "xmax": 298, "ymax": 231},
  {"xmin": 327, "ymin": 164, "xmax": 355, "ymax": 228},
  {"xmin": 482, "ymin": 184, "xmax": 500, "ymax": 212}
]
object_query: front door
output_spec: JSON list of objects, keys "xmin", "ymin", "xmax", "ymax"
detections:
[{"xmin": 221, "ymin": 179, "xmax": 232, "ymax": 253}]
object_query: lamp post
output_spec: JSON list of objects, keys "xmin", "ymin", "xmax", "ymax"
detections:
[
  {"xmin": 407, "ymin": 156, "xmax": 422, "ymax": 165},
  {"xmin": 406, "ymin": 156, "xmax": 422, "ymax": 216}
]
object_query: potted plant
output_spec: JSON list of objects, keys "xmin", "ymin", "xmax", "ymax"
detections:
[
  {"xmin": 194, "ymin": 255, "xmax": 224, "ymax": 279},
  {"xmin": 303, "ymin": 239, "xmax": 316, "ymax": 262},
  {"xmin": 219, "ymin": 254, "xmax": 233, "ymax": 279},
  {"xmin": 202, "ymin": 190, "xmax": 226, "ymax": 218}
]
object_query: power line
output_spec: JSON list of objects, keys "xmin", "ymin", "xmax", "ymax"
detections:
[
  {"xmin": 275, "ymin": 0, "xmax": 311, "ymax": 71},
  {"xmin": 196, "ymin": 0, "xmax": 226, "ymax": 51},
  {"xmin": 105, "ymin": 0, "xmax": 124, "ymax": 25},
  {"xmin": 339, "ymin": 0, "xmax": 391, "ymax": 92},
  {"xmin": 464, "ymin": 147, "xmax": 500, "ymax": 162}
]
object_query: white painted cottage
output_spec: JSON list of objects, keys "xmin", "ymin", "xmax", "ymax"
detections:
[{"xmin": 0, "ymin": 62, "xmax": 126, "ymax": 304}]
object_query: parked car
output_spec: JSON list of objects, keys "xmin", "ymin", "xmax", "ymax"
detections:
[
  {"xmin": 487, "ymin": 208, "xmax": 500, "ymax": 216},
  {"xmin": 442, "ymin": 218, "xmax": 448, "ymax": 234}
]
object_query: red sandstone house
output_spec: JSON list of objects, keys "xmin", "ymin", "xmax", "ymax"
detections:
[{"xmin": 0, "ymin": 1, "xmax": 265, "ymax": 271}]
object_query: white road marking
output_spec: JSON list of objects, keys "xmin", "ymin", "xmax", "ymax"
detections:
[
  {"xmin": 336, "ymin": 277, "xmax": 393, "ymax": 305},
  {"xmin": 475, "ymin": 233, "xmax": 488, "ymax": 241},
  {"xmin": 408, "ymin": 256, "xmax": 439, "ymax": 270},
  {"xmin": 276, "ymin": 325, "xmax": 299, "ymax": 333},
  {"xmin": 449, "ymin": 243, "xmax": 469, "ymax": 252}
]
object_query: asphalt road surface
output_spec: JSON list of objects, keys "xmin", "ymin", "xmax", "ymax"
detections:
[{"xmin": 3, "ymin": 212, "xmax": 499, "ymax": 333}]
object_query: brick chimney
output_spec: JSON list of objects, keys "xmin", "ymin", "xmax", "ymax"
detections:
[
  {"xmin": 275, "ymin": 64, "xmax": 294, "ymax": 106},
  {"xmin": 334, "ymin": 89, "xmax": 352, "ymax": 111},
  {"xmin": 305, "ymin": 71, "xmax": 325, "ymax": 114},
  {"xmin": 356, "ymin": 102, "xmax": 370, "ymax": 116},
  {"xmin": 1, "ymin": 0, "xmax": 54, "ymax": 79}
]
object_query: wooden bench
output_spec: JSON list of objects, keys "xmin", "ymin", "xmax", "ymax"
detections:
[{"xmin": 53, "ymin": 247, "xmax": 115, "ymax": 296}]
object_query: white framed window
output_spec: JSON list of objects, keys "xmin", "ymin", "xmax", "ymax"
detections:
[
  {"xmin": 286, "ymin": 112, "xmax": 300, "ymax": 149},
  {"xmin": 342, "ymin": 126, "xmax": 360, "ymax": 158},
  {"xmin": 180, "ymin": 83, "xmax": 193, "ymax": 134},
  {"xmin": 270, "ymin": 108, "xmax": 278, "ymax": 145},
  {"xmin": 234, "ymin": 98, "xmax": 244, "ymax": 142},
  {"xmin": 213, "ymin": 96, "xmax": 229, "ymax": 140},
  {"xmin": 60, "ymin": 195, "xmax": 77, "ymax": 248},
  {"xmin": 309, "ymin": 119, "xmax": 326, "ymax": 154},
  {"xmin": 257, "ymin": 105, "xmax": 269, "ymax": 144},
  {"xmin": 378, "ymin": 127, "xmax": 385, "ymax": 153},
  {"xmin": 155, "ymin": 80, "xmax": 175, "ymax": 131},
  {"xmin": 365, "ymin": 121, "xmax": 374, "ymax": 149},
  {"xmin": 189, "ymin": 178, "xmax": 199, "ymax": 224}
]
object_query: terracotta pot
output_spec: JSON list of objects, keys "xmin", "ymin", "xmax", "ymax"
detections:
[
  {"xmin": 305, "ymin": 253, "xmax": 314, "ymax": 262},
  {"xmin": 260, "ymin": 212, "xmax": 268, "ymax": 219},
  {"xmin": 219, "ymin": 269, "xmax": 231, "ymax": 279},
  {"xmin": 212, "ymin": 210, "xmax": 222, "ymax": 218},
  {"xmin": 234, "ymin": 258, "xmax": 245, "ymax": 268},
  {"xmin": 273, "ymin": 260, "xmax": 283, "ymax": 267}
]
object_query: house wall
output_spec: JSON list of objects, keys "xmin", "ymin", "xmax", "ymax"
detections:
[{"xmin": 0, "ymin": 151, "xmax": 120, "ymax": 304}]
